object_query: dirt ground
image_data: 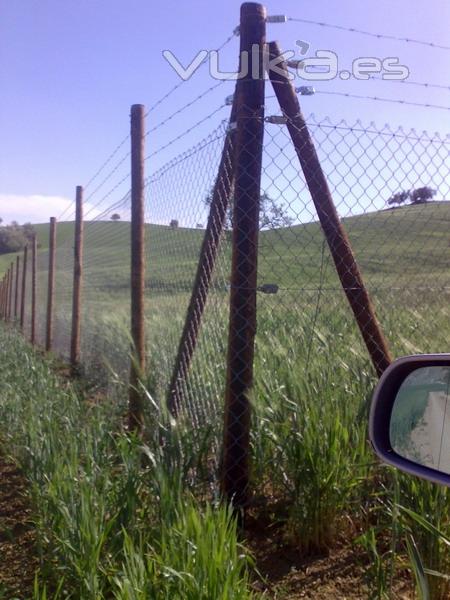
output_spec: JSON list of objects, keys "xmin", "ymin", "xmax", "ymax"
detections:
[
  {"xmin": 0, "ymin": 449, "xmax": 38, "ymax": 599},
  {"xmin": 0, "ymin": 446, "xmax": 415, "ymax": 599},
  {"xmin": 245, "ymin": 512, "xmax": 414, "ymax": 600}
]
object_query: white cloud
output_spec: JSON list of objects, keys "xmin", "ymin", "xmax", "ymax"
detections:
[{"xmin": 0, "ymin": 194, "xmax": 102, "ymax": 224}]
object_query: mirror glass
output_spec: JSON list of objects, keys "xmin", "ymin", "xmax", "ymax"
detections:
[{"xmin": 390, "ymin": 367, "xmax": 450, "ymax": 474}]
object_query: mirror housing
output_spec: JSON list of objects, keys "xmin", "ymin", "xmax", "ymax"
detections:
[{"xmin": 369, "ymin": 354, "xmax": 450, "ymax": 487}]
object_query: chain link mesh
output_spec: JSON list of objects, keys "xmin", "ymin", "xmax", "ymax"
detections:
[{"xmin": 3, "ymin": 109, "xmax": 449, "ymax": 495}]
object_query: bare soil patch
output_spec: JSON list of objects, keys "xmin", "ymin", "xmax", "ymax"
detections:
[{"xmin": 0, "ymin": 450, "xmax": 38, "ymax": 599}]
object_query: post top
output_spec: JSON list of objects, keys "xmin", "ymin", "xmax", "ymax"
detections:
[{"xmin": 240, "ymin": 2, "xmax": 266, "ymax": 17}]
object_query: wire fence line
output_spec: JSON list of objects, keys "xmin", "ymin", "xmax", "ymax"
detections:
[
  {"xmin": 1, "ymin": 7, "xmax": 449, "ymax": 506},
  {"xmin": 287, "ymin": 16, "xmax": 450, "ymax": 52},
  {"xmin": 1, "ymin": 101, "xmax": 450, "ymax": 497}
]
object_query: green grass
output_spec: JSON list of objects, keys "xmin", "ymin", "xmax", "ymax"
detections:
[
  {"xmin": 0, "ymin": 327, "xmax": 256, "ymax": 599},
  {"xmin": 1, "ymin": 201, "xmax": 450, "ymax": 598}
]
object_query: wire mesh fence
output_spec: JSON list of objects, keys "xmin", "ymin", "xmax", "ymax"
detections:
[{"xmin": 1, "ymin": 68, "xmax": 449, "ymax": 504}]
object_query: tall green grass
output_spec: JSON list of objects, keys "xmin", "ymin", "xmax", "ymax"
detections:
[{"xmin": 0, "ymin": 326, "xmax": 256, "ymax": 599}]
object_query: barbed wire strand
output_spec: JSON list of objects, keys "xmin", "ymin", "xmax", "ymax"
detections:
[
  {"xmin": 84, "ymin": 134, "xmax": 130, "ymax": 190},
  {"xmin": 144, "ymin": 30, "xmax": 237, "ymax": 118},
  {"xmin": 83, "ymin": 172, "xmax": 131, "ymax": 221},
  {"xmin": 145, "ymin": 104, "xmax": 227, "ymax": 161},
  {"xmin": 288, "ymin": 17, "xmax": 450, "ymax": 51},
  {"xmin": 368, "ymin": 75, "xmax": 450, "ymax": 92},
  {"xmin": 145, "ymin": 80, "xmax": 227, "ymax": 137},
  {"xmin": 315, "ymin": 90, "xmax": 450, "ymax": 111},
  {"xmin": 84, "ymin": 152, "xmax": 131, "ymax": 204},
  {"xmin": 58, "ymin": 30, "xmax": 237, "ymax": 221}
]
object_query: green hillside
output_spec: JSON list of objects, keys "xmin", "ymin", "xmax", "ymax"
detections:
[{"xmin": 1, "ymin": 201, "xmax": 449, "ymax": 294}]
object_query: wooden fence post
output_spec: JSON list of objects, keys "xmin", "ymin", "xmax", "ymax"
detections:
[
  {"xmin": 221, "ymin": 2, "xmax": 266, "ymax": 507},
  {"xmin": 4, "ymin": 269, "xmax": 10, "ymax": 322},
  {"xmin": 0, "ymin": 276, "xmax": 5, "ymax": 320},
  {"xmin": 6, "ymin": 267, "xmax": 12, "ymax": 321},
  {"xmin": 20, "ymin": 245, "xmax": 28, "ymax": 331},
  {"xmin": 1, "ymin": 276, "xmax": 6, "ymax": 320},
  {"xmin": 129, "ymin": 104, "xmax": 146, "ymax": 433},
  {"xmin": 8, "ymin": 262, "xmax": 14, "ymax": 321},
  {"xmin": 14, "ymin": 256, "xmax": 20, "ymax": 321},
  {"xmin": 46, "ymin": 217, "xmax": 57, "ymax": 352},
  {"xmin": 267, "ymin": 41, "xmax": 392, "ymax": 377},
  {"xmin": 31, "ymin": 234, "xmax": 37, "ymax": 344},
  {"xmin": 70, "ymin": 186, "xmax": 84, "ymax": 373}
]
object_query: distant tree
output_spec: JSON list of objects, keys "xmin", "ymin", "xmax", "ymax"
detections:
[
  {"xmin": 387, "ymin": 186, "xmax": 437, "ymax": 207},
  {"xmin": 259, "ymin": 193, "xmax": 294, "ymax": 229},
  {"xmin": 204, "ymin": 189, "xmax": 293, "ymax": 230},
  {"xmin": 409, "ymin": 186, "xmax": 436, "ymax": 205},
  {"xmin": 111, "ymin": 213, "xmax": 121, "ymax": 222},
  {"xmin": 387, "ymin": 190, "xmax": 410, "ymax": 207},
  {"xmin": 170, "ymin": 219, "xmax": 179, "ymax": 229},
  {"xmin": 196, "ymin": 223, "xmax": 203, "ymax": 229},
  {"xmin": 0, "ymin": 222, "xmax": 36, "ymax": 255},
  {"xmin": 22, "ymin": 222, "xmax": 35, "ymax": 241}
]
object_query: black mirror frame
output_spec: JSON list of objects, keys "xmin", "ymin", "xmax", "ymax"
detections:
[{"xmin": 369, "ymin": 354, "xmax": 450, "ymax": 487}]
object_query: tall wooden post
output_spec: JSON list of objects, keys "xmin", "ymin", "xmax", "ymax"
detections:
[
  {"xmin": 70, "ymin": 186, "xmax": 84, "ymax": 372},
  {"xmin": 267, "ymin": 42, "xmax": 392, "ymax": 377},
  {"xmin": 1, "ymin": 276, "xmax": 5, "ymax": 320},
  {"xmin": 14, "ymin": 256, "xmax": 20, "ymax": 320},
  {"xmin": 0, "ymin": 276, "xmax": 5, "ymax": 319},
  {"xmin": 129, "ymin": 104, "xmax": 146, "ymax": 433},
  {"xmin": 20, "ymin": 245, "xmax": 28, "ymax": 331},
  {"xmin": 46, "ymin": 217, "xmax": 57, "ymax": 352},
  {"xmin": 4, "ymin": 269, "xmax": 10, "ymax": 321},
  {"xmin": 31, "ymin": 234, "xmax": 37, "ymax": 344},
  {"xmin": 8, "ymin": 262, "xmax": 14, "ymax": 321},
  {"xmin": 222, "ymin": 2, "xmax": 266, "ymax": 507}
]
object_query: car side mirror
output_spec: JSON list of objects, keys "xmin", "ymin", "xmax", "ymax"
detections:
[{"xmin": 369, "ymin": 354, "xmax": 450, "ymax": 487}]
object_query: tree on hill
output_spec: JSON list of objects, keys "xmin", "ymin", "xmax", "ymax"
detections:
[
  {"xmin": 204, "ymin": 190, "xmax": 293, "ymax": 230},
  {"xmin": 111, "ymin": 213, "xmax": 121, "ymax": 222},
  {"xmin": 387, "ymin": 186, "xmax": 437, "ymax": 207},
  {"xmin": 410, "ymin": 186, "xmax": 436, "ymax": 204},
  {"xmin": 0, "ymin": 221, "xmax": 36, "ymax": 255},
  {"xmin": 387, "ymin": 190, "xmax": 410, "ymax": 207}
]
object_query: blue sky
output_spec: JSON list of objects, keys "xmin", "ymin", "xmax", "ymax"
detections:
[{"xmin": 1, "ymin": 0, "xmax": 449, "ymax": 223}]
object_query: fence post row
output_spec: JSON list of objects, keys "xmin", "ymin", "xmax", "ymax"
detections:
[
  {"xmin": 267, "ymin": 41, "xmax": 392, "ymax": 378},
  {"xmin": 167, "ymin": 93, "xmax": 239, "ymax": 416},
  {"xmin": 221, "ymin": 2, "xmax": 266, "ymax": 507},
  {"xmin": 20, "ymin": 244, "xmax": 28, "ymax": 331},
  {"xmin": 46, "ymin": 217, "xmax": 57, "ymax": 352},
  {"xmin": 31, "ymin": 234, "xmax": 37, "ymax": 344},
  {"xmin": 70, "ymin": 186, "xmax": 84, "ymax": 373},
  {"xmin": 129, "ymin": 104, "xmax": 146, "ymax": 434}
]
